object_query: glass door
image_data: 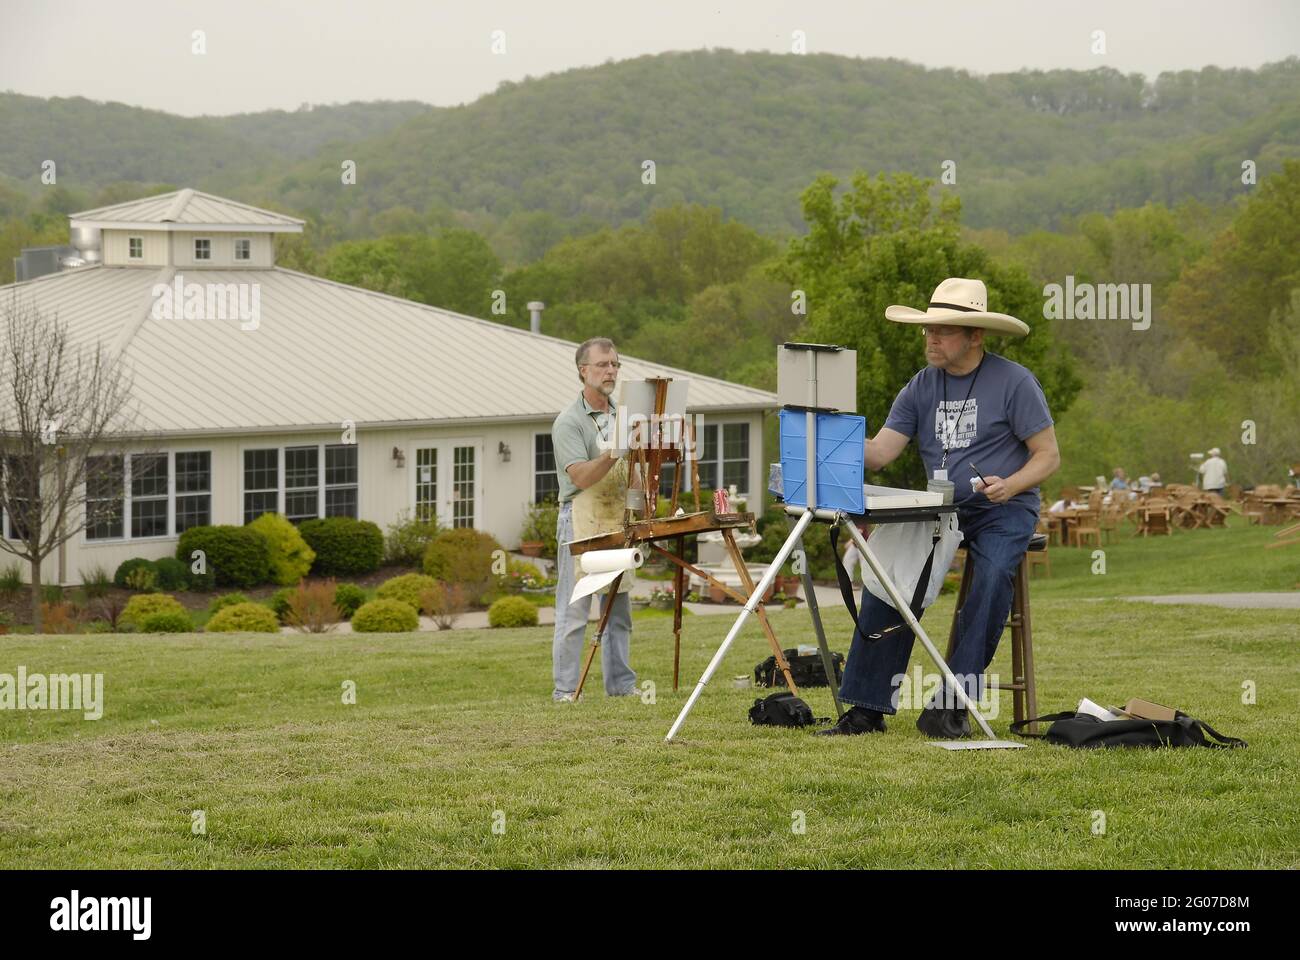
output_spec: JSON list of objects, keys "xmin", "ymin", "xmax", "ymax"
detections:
[{"xmin": 412, "ymin": 439, "xmax": 482, "ymax": 528}]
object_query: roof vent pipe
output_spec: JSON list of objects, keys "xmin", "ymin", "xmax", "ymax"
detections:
[{"xmin": 527, "ymin": 301, "xmax": 545, "ymax": 335}]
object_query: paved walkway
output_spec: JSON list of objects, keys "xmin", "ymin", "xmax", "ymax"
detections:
[{"xmin": 1119, "ymin": 593, "xmax": 1300, "ymax": 610}]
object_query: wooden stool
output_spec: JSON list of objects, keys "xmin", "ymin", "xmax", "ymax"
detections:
[{"xmin": 945, "ymin": 532, "xmax": 1044, "ymax": 732}]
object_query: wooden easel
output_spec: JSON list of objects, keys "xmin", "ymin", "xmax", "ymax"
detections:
[{"xmin": 572, "ymin": 381, "xmax": 798, "ymax": 699}]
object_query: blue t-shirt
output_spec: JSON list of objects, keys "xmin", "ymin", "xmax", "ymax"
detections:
[{"xmin": 883, "ymin": 352, "xmax": 1054, "ymax": 514}]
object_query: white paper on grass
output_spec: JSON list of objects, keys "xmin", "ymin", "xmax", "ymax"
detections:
[
  {"xmin": 570, "ymin": 548, "xmax": 644, "ymax": 603},
  {"xmin": 862, "ymin": 512, "xmax": 963, "ymax": 613}
]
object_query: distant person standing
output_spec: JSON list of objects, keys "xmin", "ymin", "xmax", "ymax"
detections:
[{"xmin": 1199, "ymin": 447, "xmax": 1228, "ymax": 496}]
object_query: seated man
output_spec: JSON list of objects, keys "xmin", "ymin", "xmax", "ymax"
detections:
[{"xmin": 818, "ymin": 278, "xmax": 1060, "ymax": 739}]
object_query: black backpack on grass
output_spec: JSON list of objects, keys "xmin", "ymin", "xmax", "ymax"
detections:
[
  {"xmin": 753, "ymin": 648, "xmax": 845, "ymax": 689},
  {"xmin": 1009, "ymin": 712, "xmax": 1246, "ymax": 749},
  {"xmin": 748, "ymin": 692, "xmax": 827, "ymax": 728}
]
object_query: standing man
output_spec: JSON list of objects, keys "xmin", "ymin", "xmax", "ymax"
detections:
[
  {"xmin": 1199, "ymin": 447, "xmax": 1228, "ymax": 496},
  {"xmin": 550, "ymin": 337, "xmax": 638, "ymax": 702},
  {"xmin": 818, "ymin": 278, "xmax": 1061, "ymax": 739}
]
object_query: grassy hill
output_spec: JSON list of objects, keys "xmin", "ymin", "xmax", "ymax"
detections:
[{"xmin": 3, "ymin": 52, "xmax": 1298, "ymax": 238}]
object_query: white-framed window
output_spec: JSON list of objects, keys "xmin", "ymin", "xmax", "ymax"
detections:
[
  {"xmin": 194, "ymin": 237, "xmax": 211, "ymax": 261},
  {"xmin": 128, "ymin": 236, "xmax": 143, "ymax": 260},
  {"xmin": 234, "ymin": 238, "xmax": 251, "ymax": 261},
  {"xmin": 243, "ymin": 443, "xmax": 359, "ymax": 526},
  {"xmin": 80, "ymin": 450, "xmax": 213, "ymax": 542},
  {"xmin": 696, "ymin": 422, "xmax": 750, "ymax": 495},
  {"xmin": 174, "ymin": 451, "xmax": 211, "ymax": 532},
  {"xmin": 533, "ymin": 433, "xmax": 558, "ymax": 503}
]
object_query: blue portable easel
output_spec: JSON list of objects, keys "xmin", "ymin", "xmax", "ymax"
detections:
[{"xmin": 666, "ymin": 343, "xmax": 1015, "ymax": 746}]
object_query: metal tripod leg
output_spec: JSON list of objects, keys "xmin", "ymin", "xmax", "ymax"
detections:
[
  {"xmin": 790, "ymin": 518, "xmax": 842, "ymax": 718},
  {"xmin": 665, "ymin": 509, "xmax": 813, "ymax": 741},
  {"xmin": 839, "ymin": 515, "xmax": 998, "ymax": 740}
]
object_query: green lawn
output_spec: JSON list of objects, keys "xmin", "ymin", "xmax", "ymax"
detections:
[{"xmin": 1, "ymin": 520, "xmax": 1296, "ymax": 868}]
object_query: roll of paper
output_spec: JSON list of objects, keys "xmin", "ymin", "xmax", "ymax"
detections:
[{"xmin": 570, "ymin": 548, "xmax": 644, "ymax": 603}]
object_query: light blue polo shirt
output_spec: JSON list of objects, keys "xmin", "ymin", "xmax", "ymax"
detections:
[{"xmin": 551, "ymin": 392, "xmax": 615, "ymax": 503}]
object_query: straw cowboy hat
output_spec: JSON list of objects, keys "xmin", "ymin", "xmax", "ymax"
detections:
[
  {"xmin": 885, "ymin": 277, "xmax": 1030, "ymax": 337},
  {"xmin": 1208, "ymin": 447, "xmax": 1222, "ymax": 457}
]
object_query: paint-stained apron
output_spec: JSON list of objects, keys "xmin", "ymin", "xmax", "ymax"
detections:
[{"xmin": 570, "ymin": 456, "xmax": 633, "ymax": 595}]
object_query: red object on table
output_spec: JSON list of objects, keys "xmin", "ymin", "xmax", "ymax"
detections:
[{"xmin": 713, "ymin": 488, "xmax": 730, "ymax": 514}]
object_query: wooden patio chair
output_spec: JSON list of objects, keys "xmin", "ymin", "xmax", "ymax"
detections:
[
  {"xmin": 1139, "ymin": 498, "xmax": 1172, "ymax": 536},
  {"xmin": 1073, "ymin": 507, "xmax": 1102, "ymax": 548}
]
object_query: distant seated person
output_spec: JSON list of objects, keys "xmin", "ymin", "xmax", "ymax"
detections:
[
  {"xmin": 1135, "ymin": 475, "xmax": 1152, "ymax": 494},
  {"xmin": 1148, "ymin": 472, "xmax": 1163, "ymax": 489},
  {"xmin": 1109, "ymin": 467, "xmax": 1130, "ymax": 491},
  {"xmin": 1048, "ymin": 496, "xmax": 1081, "ymax": 514}
]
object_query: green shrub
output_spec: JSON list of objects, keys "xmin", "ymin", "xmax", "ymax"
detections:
[
  {"xmin": 176, "ymin": 525, "xmax": 271, "ymax": 589},
  {"xmin": 384, "ymin": 511, "xmax": 442, "ymax": 567},
  {"xmin": 376, "ymin": 573, "xmax": 437, "ymax": 613},
  {"xmin": 206, "ymin": 602, "xmax": 281, "ymax": 633},
  {"xmin": 120, "ymin": 593, "xmax": 186, "ymax": 629},
  {"xmin": 351, "ymin": 598, "xmax": 419, "ymax": 633},
  {"xmin": 334, "ymin": 582, "xmax": 367, "ymax": 619},
  {"xmin": 124, "ymin": 567, "xmax": 158, "ymax": 592},
  {"xmin": 114, "ymin": 557, "xmax": 158, "ymax": 589},
  {"xmin": 519, "ymin": 501, "xmax": 560, "ymax": 558},
  {"xmin": 423, "ymin": 528, "xmax": 501, "ymax": 603},
  {"xmin": 299, "ymin": 517, "xmax": 383, "ymax": 576},
  {"xmin": 488, "ymin": 595, "xmax": 539, "ymax": 628},
  {"xmin": 41, "ymin": 583, "xmax": 65, "ymax": 604},
  {"xmin": 136, "ymin": 610, "xmax": 195, "ymax": 633},
  {"xmin": 208, "ymin": 592, "xmax": 249, "ymax": 615},
  {"xmin": 79, "ymin": 565, "xmax": 112, "ymax": 599},
  {"xmin": 152, "ymin": 556, "xmax": 189, "ymax": 591},
  {"xmin": 268, "ymin": 587, "xmax": 295, "ymax": 623},
  {"xmin": 248, "ymin": 512, "xmax": 317, "ymax": 586}
]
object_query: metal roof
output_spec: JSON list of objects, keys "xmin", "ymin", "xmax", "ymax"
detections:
[
  {"xmin": 1, "ymin": 265, "xmax": 778, "ymax": 436},
  {"xmin": 68, "ymin": 189, "xmax": 304, "ymax": 231}
]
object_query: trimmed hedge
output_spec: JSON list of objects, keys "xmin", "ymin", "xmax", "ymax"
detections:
[
  {"xmin": 488, "ymin": 595, "xmax": 539, "ymax": 628},
  {"xmin": 423, "ymin": 528, "xmax": 501, "ymax": 602},
  {"xmin": 153, "ymin": 556, "xmax": 190, "ymax": 591},
  {"xmin": 121, "ymin": 593, "xmax": 186, "ymax": 629},
  {"xmin": 334, "ymin": 583, "xmax": 367, "ymax": 619},
  {"xmin": 299, "ymin": 517, "xmax": 383, "ymax": 576},
  {"xmin": 248, "ymin": 512, "xmax": 316, "ymax": 586},
  {"xmin": 114, "ymin": 557, "xmax": 158, "ymax": 589},
  {"xmin": 176, "ymin": 525, "xmax": 270, "ymax": 589},
  {"xmin": 351, "ymin": 598, "xmax": 419, "ymax": 633},
  {"xmin": 206, "ymin": 602, "xmax": 281, "ymax": 633},
  {"xmin": 208, "ymin": 592, "xmax": 249, "ymax": 615},
  {"xmin": 376, "ymin": 573, "xmax": 437, "ymax": 613},
  {"xmin": 137, "ymin": 610, "xmax": 195, "ymax": 633}
]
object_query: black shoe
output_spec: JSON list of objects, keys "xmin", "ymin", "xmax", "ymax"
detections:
[
  {"xmin": 814, "ymin": 706, "xmax": 886, "ymax": 736},
  {"xmin": 915, "ymin": 704, "xmax": 971, "ymax": 739}
]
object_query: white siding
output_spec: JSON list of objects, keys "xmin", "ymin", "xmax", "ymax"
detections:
[
  {"xmin": 101, "ymin": 229, "xmax": 169, "ymax": 267},
  {"xmin": 19, "ymin": 414, "xmax": 766, "ymax": 585},
  {"xmin": 170, "ymin": 232, "xmax": 273, "ymax": 269}
]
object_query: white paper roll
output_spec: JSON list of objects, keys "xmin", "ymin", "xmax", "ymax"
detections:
[{"xmin": 571, "ymin": 548, "xmax": 644, "ymax": 603}]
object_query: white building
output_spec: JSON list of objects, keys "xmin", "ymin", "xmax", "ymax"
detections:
[{"xmin": 1, "ymin": 189, "xmax": 777, "ymax": 584}]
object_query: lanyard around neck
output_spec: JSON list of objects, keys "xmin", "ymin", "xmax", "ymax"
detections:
[{"xmin": 939, "ymin": 355, "xmax": 985, "ymax": 468}]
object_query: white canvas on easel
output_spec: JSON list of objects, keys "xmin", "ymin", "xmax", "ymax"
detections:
[{"xmin": 617, "ymin": 379, "xmax": 690, "ymax": 454}]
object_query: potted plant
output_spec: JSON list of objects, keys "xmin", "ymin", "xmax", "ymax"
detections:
[
  {"xmin": 649, "ymin": 588, "xmax": 674, "ymax": 611},
  {"xmin": 630, "ymin": 596, "xmax": 650, "ymax": 611},
  {"xmin": 708, "ymin": 582, "xmax": 726, "ymax": 604},
  {"xmin": 518, "ymin": 501, "xmax": 558, "ymax": 558}
]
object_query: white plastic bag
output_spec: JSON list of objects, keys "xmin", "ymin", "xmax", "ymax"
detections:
[{"xmin": 861, "ymin": 512, "xmax": 962, "ymax": 612}]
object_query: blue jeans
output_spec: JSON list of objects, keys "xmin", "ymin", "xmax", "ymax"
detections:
[
  {"xmin": 837, "ymin": 503, "xmax": 1038, "ymax": 714},
  {"xmin": 551, "ymin": 501, "xmax": 636, "ymax": 698}
]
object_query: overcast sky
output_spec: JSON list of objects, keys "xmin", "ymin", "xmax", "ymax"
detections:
[{"xmin": 1, "ymin": 0, "xmax": 1297, "ymax": 116}]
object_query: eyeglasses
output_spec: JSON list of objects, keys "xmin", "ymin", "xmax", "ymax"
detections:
[
  {"xmin": 921, "ymin": 325, "xmax": 966, "ymax": 339},
  {"xmin": 583, "ymin": 360, "xmax": 622, "ymax": 370}
]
